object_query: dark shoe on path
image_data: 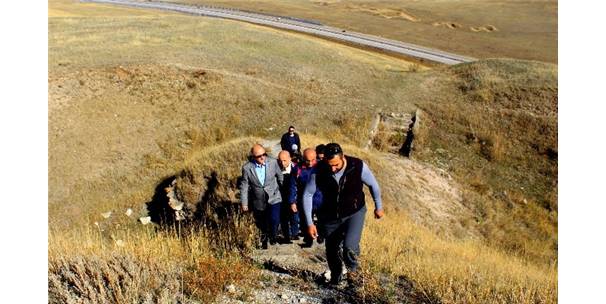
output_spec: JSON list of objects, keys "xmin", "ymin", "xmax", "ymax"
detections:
[
  {"xmin": 328, "ymin": 273, "xmax": 347, "ymax": 289},
  {"xmin": 279, "ymin": 236, "xmax": 293, "ymax": 244}
]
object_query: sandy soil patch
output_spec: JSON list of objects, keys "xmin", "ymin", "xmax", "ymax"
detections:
[
  {"xmin": 432, "ymin": 21, "xmax": 463, "ymax": 29},
  {"xmin": 345, "ymin": 4, "xmax": 419, "ymax": 22},
  {"xmin": 470, "ymin": 25, "xmax": 499, "ymax": 32}
]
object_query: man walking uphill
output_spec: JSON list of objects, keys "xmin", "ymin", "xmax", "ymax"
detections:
[
  {"xmin": 290, "ymin": 148, "xmax": 324, "ymax": 247},
  {"xmin": 280, "ymin": 126, "xmax": 302, "ymax": 158},
  {"xmin": 277, "ymin": 150, "xmax": 298, "ymax": 243},
  {"xmin": 240, "ymin": 144, "xmax": 284, "ymax": 249},
  {"xmin": 303, "ymin": 143, "xmax": 384, "ymax": 286}
]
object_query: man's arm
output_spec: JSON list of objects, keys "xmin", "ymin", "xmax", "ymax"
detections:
[
  {"xmin": 240, "ymin": 166, "xmax": 249, "ymax": 211},
  {"xmin": 289, "ymin": 169, "xmax": 298, "ymax": 204},
  {"xmin": 275, "ymin": 160, "xmax": 284, "ymax": 186},
  {"xmin": 303, "ymin": 173, "xmax": 317, "ymax": 227},
  {"xmin": 361, "ymin": 162, "xmax": 384, "ymax": 218}
]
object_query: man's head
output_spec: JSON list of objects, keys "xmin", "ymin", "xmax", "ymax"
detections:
[
  {"xmin": 278, "ymin": 150, "xmax": 292, "ymax": 169},
  {"xmin": 302, "ymin": 148, "xmax": 317, "ymax": 167},
  {"xmin": 250, "ymin": 144, "xmax": 267, "ymax": 165},
  {"xmin": 315, "ymin": 144, "xmax": 326, "ymax": 161},
  {"xmin": 288, "ymin": 126, "xmax": 295, "ymax": 134},
  {"xmin": 324, "ymin": 143, "xmax": 345, "ymax": 173}
]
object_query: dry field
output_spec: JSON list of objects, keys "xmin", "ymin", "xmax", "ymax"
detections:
[
  {"xmin": 171, "ymin": 0, "xmax": 558, "ymax": 63},
  {"xmin": 49, "ymin": 0, "xmax": 557, "ymax": 303}
]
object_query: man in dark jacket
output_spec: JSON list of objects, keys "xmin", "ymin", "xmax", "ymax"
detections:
[
  {"xmin": 303, "ymin": 143, "xmax": 384, "ymax": 285},
  {"xmin": 277, "ymin": 150, "xmax": 298, "ymax": 243},
  {"xmin": 315, "ymin": 144, "xmax": 326, "ymax": 161},
  {"xmin": 289, "ymin": 148, "xmax": 323, "ymax": 247},
  {"xmin": 280, "ymin": 126, "xmax": 302, "ymax": 157}
]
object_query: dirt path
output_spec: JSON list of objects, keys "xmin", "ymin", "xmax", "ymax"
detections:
[{"xmin": 217, "ymin": 236, "xmax": 430, "ymax": 303}]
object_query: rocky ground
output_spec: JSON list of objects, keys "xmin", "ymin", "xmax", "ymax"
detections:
[
  {"xmin": 216, "ymin": 236, "xmax": 433, "ymax": 304},
  {"xmin": 216, "ymin": 238, "xmax": 344, "ymax": 304}
]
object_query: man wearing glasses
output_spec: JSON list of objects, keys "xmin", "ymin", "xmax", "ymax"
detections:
[
  {"xmin": 303, "ymin": 143, "xmax": 384, "ymax": 286},
  {"xmin": 280, "ymin": 125, "xmax": 302, "ymax": 158},
  {"xmin": 240, "ymin": 144, "xmax": 284, "ymax": 249}
]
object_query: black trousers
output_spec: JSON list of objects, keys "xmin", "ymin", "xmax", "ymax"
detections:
[{"xmin": 253, "ymin": 203, "xmax": 281, "ymax": 244}]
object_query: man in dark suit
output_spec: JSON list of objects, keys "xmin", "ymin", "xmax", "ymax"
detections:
[
  {"xmin": 240, "ymin": 144, "xmax": 284, "ymax": 249},
  {"xmin": 280, "ymin": 126, "xmax": 302, "ymax": 158}
]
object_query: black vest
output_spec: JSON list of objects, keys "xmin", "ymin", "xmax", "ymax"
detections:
[{"xmin": 316, "ymin": 156, "xmax": 365, "ymax": 221}]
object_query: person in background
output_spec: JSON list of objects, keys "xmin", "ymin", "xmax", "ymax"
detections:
[
  {"xmin": 303, "ymin": 143, "xmax": 384, "ymax": 285},
  {"xmin": 290, "ymin": 148, "xmax": 324, "ymax": 247},
  {"xmin": 315, "ymin": 144, "xmax": 326, "ymax": 161},
  {"xmin": 240, "ymin": 144, "xmax": 284, "ymax": 249},
  {"xmin": 277, "ymin": 150, "xmax": 298, "ymax": 243},
  {"xmin": 280, "ymin": 125, "xmax": 302, "ymax": 158}
]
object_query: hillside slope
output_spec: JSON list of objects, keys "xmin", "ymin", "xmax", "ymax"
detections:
[{"xmin": 49, "ymin": 0, "xmax": 557, "ymax": 303}]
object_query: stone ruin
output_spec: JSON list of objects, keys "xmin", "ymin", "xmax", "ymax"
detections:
[
  {"xmin": 366, "ymin": 109, "xmax": 421, "ymax": 157},
  {"xmin": 144, "ymin": 170, "xmax": 256, "ymax": 252}
]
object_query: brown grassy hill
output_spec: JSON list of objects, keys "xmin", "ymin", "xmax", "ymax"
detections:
[
  {"xmin": 49, "ymin": 136, "xmax": 556, "ymax": 303},
  {"xmin": 413, "ymin": 59, "xmax": 558, "ymax": 263},
  {"xmin": 49, "ymin": 1, "xmax": 557, "ymax": 303}
]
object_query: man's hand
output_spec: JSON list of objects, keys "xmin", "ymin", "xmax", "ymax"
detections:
[
  {"xmin": 374, "ymin": 208, "xmax": 385, "ymax": 219},
  {"xmin": 241, "ymin": 205, "xmax": 249, "ymax": 212},
  {"xmin": 307, "ymin": 224, "xmax": 318, "ymax": 239},
  {"xmin": 291, "ymin": 203, "xmax": 298, "ymax": 213}
]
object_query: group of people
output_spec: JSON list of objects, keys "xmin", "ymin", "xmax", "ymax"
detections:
[{"xmin": 239, "ymin": 126, "xmax": 384, "ymax": 285}]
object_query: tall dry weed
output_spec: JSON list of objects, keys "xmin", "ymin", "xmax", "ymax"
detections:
[{"xmin": 48, "ymin": 254, "xmax": 183, "ymax": 303}]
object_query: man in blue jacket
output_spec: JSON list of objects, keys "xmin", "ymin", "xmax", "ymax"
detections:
[
  {"xmin": 277, "ymin": 150, "xmax": 298, "ymax": 243},
  {"xmin": 289, "ymin": 148, "xmax": 323, "ymax": 247}
]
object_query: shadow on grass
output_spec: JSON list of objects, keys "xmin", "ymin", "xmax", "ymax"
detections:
[{"xmin": 145, "ymin": 171, "xmax": 255, "ymax": 254}]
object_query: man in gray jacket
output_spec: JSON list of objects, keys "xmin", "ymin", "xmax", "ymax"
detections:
[{"xmin": 240, "ymin": 144, "xmax": 284, "ymax": 249}]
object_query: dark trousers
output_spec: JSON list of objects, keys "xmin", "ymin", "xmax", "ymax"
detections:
[
  {"xmin": 281, "ymin": 203, "xmax": 299, "ymax": 239},
  {"xmin": 253, "ymin": 203, "xmax": 281, "ymax": 244},
  {"xmin": 319, "ymin": 205, "xmax": 367, "ymax": 280}
]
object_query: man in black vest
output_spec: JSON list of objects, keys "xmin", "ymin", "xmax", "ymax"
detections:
[{"xmin": 302, "ymin": 143, "xmax": 384, "ymax": 286}]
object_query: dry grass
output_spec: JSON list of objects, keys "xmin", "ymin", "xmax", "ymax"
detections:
[
  {"xmin": 171, "ymin": 0, "xmax": 557, "ymax": 63},
  {"xmin": 293, "ymin": 138, "xmax": 557, "ymax": 303},
  {"xmin": 413, "ymin": 59, "xmax": 558, "ymax": 263},
  {"xmin": 48, "ymin": 136, "xmax": 265, "ymax": 303},
  {"xmin": 49, "ymin": 226, "xmax": 259, "ymax": 303},
  {"xmin": 362, "ymin": 208, "xmax": 557, "ymax": 304},
  {"xmin": 49, "ymin": 1, "xmax": 557, "ymax": 303},
  {"xmin": 48, "ymin": 137, "xmax": 557, "ymax": 303},
  {"xmin": 48, "ymin": 0, "xmax": 420, "ymax": 228}
]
